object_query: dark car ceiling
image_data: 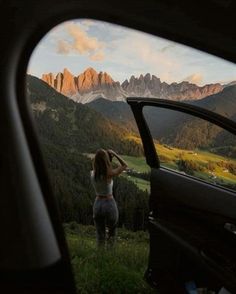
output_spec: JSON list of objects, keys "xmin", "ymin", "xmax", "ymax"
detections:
[{"xmin": 1, "ymin": 0, "xmax": 236, "ymax": 67}]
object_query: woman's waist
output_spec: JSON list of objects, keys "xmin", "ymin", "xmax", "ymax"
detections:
[{"xmin": 96, "ymin": 194, "xmax": 113, "ymax": 200}]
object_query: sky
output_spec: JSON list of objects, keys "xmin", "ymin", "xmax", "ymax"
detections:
[{"xmin": 28, "ymin": 19, "xmax": 236, "ymax": 86}]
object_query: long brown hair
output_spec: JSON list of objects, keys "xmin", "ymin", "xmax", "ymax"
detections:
[{"xmin": 93, "ymin": 149, "xmax": 111, "ymax": 181}]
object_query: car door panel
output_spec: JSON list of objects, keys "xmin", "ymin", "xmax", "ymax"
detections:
[
  {"xmin": 127, "ymin": 97, "xmax": 236, "ymax": 293},
  {"xmin": 149, "ymin": 168, "xmax": 236, "ymax": 288}
]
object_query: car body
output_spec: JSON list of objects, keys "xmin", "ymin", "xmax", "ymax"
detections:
[
  {"xmin": 127, "ymin": 97, "xmax": 236, "ymax": 293},
  {"xmin": 0, "ymin": 0, "xmax": 236, "ymax": 293}
]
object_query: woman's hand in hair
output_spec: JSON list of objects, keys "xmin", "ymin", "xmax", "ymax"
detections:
[
  {"xmin": 107, "ymin": 149, "xmax": 116, "ymax": 159},
  {"xmin": 107, "ymin": 151, "xmax": 128, "ymax": 177},
  {"xmin": 107, "ymin": 149, "xmax": 115, "ymax": 155}
]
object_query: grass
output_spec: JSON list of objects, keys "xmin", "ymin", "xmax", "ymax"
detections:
[
  {"xmin": 115, "ymin": 155, "xmax": 150, "ymax": 192},
  {"xmin": 64, "ymin": 223, "xmax": 155, "ymax": 294},
  {"xmin": 123, "ymin": 148, "xmax": 236, "ymax": 189},
  {"xmin": 153, "ymin": 143, "xmax": 236, "ymax": 188},
  {"xmin": 84, "ymin": 142, "xmax": 236, "ymax": 191},
  {"xmin": 121, "ymin": 155, "xmax": 150, "ymax": 173},
  {"xmin": 122, "ymin": 173, "xmax": 150, "ymax": 192}
]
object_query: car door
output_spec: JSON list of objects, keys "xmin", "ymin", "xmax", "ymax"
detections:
[{"xmin": 127, "ymin": 97, "xmax": 236, "ymax": 294}]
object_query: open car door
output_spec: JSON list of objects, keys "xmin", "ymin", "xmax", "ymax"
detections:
[{"xmin": 127, "ymin": 97, "xmax": 236, "ymax": 294}]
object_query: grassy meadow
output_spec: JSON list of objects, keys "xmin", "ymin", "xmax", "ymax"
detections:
[
  {"xmin": 121, "ymin": 146, "xmax": 236, "ymax": 191},
  {"xmin": 64, "ymin": 143, "xmax": 235, "ymax": 293},
  {"xmin": 124, "ymin": 134, "xmax": 236, "ymax": 188},
  {"xmin": 122, "ymin": 174, "xmax": 150, "ymax": 192},
  {"xmin": 85, "ymin": 141, "xmax": 236, "ymax": 192},
  {"xmin": 155, "ymin": 143, "xmax": 236, "ymax": 187},
  {"xmin": 64, "ymin": 223, "xmax": 155, "ymax": 294},
  {"xmin": 121, "ymin": 155, "xmax": 150, "ymax": 173}
]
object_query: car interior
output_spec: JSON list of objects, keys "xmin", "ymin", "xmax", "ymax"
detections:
[{"xmin": 1, "ymin": 0, "xmax": 236, "ymax": 293}]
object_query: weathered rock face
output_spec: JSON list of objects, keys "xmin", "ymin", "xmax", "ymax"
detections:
[
  {"xmin": 42, "ymin": 68, "xmax": 224, "ymax": 103},
  {"xmin": 55, "ymin": 73, "xmax": 63, "ymax": 92},
  {"xmin": 61, "ymin": 68, "xmax": 77, "ymax": 96},
  {"xmin": 42, "ymin": 67, "xmax": 126, "ymax": 103},
  {"xmin": 77, "ymin": 67, "xmax": 114, "ymax": 93},
  {"xmin": 77, "ymin": 67, "xmax": 99, "ymax": 93},
  {"xmin": 168, "ymin": 83, "xmax": 223, "ymax": 101},
  {"xmin": 43, "ymin": 69, "xmax": 77, "ymax": 96},
  {"xmin": 42, "ymin": 72, "xmax": 54, "ymax": 87},
  {"xmin": 121, "ymin": 74, "xmax": 223, "ymax": 100}
]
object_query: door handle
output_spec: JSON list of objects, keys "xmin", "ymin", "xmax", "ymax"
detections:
[
  {"xmin": 148, "ymin": 211, "xmax": 155, "ymax": 221},
  {"xmin": 224, "ymin": 222, "xmax": 236, "ymax": 234}
]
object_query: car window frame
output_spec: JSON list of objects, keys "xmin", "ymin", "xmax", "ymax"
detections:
[{"xmin": 127, "ymin": 97, "xmax": 236, "ymax": 192}]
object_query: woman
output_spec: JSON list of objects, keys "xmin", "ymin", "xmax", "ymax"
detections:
[{"xmin": 91, "ymin": 149, "xmax": 128, "ymax": 248}]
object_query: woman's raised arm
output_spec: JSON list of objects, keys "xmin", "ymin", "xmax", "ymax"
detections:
[{"xmin": 108, "ymin": 150, "xmax": 128, "ymax": 177}]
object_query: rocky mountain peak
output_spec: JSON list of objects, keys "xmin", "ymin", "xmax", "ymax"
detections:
[
  {"xmin": 63, "ymin": 67, "xmax": 73, "ymax": 76},
  {"xmin": 41, "ymin": 67, "xmax": 126, "ymax": 103},
  {"xmin": 144, "ymin": 73, "xmax": 151, "ymax": 82},
  {"xmin": 99, "ymin": 71, "xmax": 114, "ymax": 84},
  {"xmin": 42, "ymin": 72, "xmax": 54, "ymax": 87},
  {"xmin": 41, "ymin": 68, "xmax": 224, "ymax": 103},
  {"xmin": 60, "ymin": 68, "xmax": 77, "ymax": 96},
  {"xmin": 78, "ymin": 68, "xmax": 99, "ymax": 92},
  {"xmin": 83, "ymin": 67, "xmax": 97, "ymax": 75}
]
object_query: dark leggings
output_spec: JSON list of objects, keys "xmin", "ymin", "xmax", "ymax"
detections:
[{"xmin": 93, "ymin": 197, "xmax": 119, "ymax": 247}]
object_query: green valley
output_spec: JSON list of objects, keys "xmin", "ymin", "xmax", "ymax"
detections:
[
  {"xmin": 26, "ymin": 72, "xmax": 236, "ymax": 294},
  {"xmin": 119, "ymin": 140, "xmax": 236, "ymax": 191}
]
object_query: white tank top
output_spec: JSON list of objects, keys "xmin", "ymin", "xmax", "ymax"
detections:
[{"xmin": 90, "ymin": 170, "xmax": 113, "ymax": 196}]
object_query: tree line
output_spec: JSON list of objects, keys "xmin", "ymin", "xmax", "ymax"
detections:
[
  {"xmin": 28, "ymin": 75, "xmax": 150, "ymax": 231},
  {"xmin": 41, "ymin": 142, "xmax": 149, "ymax": 231}
]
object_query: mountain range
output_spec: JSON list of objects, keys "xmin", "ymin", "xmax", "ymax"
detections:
[
  {"xmin": 88, "ymin": 85, "xmax": 236, "ymax": 152},
  {"xmin": 42, "ymin": 67, "xmax": 224, "ymax": 104},
  {"xmin": 30, "ymin": 73, "xmax": 236, "ymax": 154},
  {"xmin": 28, "ymin": 75, "xmax": 143, "ymax": 156}
]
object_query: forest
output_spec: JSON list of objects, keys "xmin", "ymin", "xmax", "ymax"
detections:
[
  {"xmin": 27, "ymin": 74, "xmax": 236, "ymax": 233},
  {"xmin": 28, "ymin": 75, "xmax": 149, "ymax": 231}
]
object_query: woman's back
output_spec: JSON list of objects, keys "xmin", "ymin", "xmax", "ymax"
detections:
[
  {"xmin": 90, "ymin": 170, "xmax": 113, "ymax": 196},
  {"xmin": 91, "ymin": 149, "xmax": 127, "ymax": 247}
]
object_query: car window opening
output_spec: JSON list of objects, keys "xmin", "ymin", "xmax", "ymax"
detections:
[{"xmin": 26, "ymin": 18, "xmax": 236, "ymax": 293}]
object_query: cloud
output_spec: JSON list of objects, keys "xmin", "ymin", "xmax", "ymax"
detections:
[
  {"xmin": 90, "ymin": 51, "xmax": 104, "ymax": 61},
  {"xmin": 57, "ymin": 40, "xmax": 71, "ymax": 54},
  {"xmin": 182, "ymin": 73, "xmax": 203, "ymax": 85},
  {"xmin": 56, "ymin": 23, "xmax": 105, "ymax": 61},
  {"xmin": 107, "ymin": 32, "xmax": 180, "ymax": 82}
]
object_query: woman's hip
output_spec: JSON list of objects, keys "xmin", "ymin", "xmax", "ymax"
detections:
[{"xmin": 93, "ymin": 197, "xmax": 118, "ymax": 218}]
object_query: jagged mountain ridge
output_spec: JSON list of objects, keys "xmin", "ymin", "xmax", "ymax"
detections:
[
  {"xmin": 42, "ymin": 67, "xmax": 223, "ymax": 103},
  {"xmin": 121, "ymin": 73, "xmax": 222, "ymax": 101},
  {"xmin": 42, "ymin": 67, "xmax": 126, "ymax": 103}
]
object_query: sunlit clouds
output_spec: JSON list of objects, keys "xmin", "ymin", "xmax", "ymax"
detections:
[
  {"xmin": 56, "ymin": 23, "xmax": 105, "ymax": 61},
  {"xmin": 28, "ymin": 19, "xmax": 236, "ymax": 86},
  {"xmin": 183, "ymin": 73, "xmax": 204, "ymax": 85}
]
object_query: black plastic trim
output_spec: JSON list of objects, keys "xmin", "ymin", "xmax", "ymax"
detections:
[
  {"xmin": 127, "ymin": 102, "xmax": 159, "ymax": 168},
  {"xmin": 127, "ymin": 97, "xmax": 236, "ymax": 135}
]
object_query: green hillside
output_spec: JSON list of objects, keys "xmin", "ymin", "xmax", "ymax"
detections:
[
  {"xmin": 121, "ymin": 146, "xmax": 236, "ymax": 191},
  {"xmin": 88, "ymin": 87, "xmax": 236, "ymax": 152},
  {"xmin": 26, "ymin": 74, "xmax": 236, "ymax": 229},
  {"xmin": 27, "ymin": 75, "xmax": 149, "ymax": 230},
  {"xmin": 27, "ymin": 75, "xmax": 143, "ymax": 156},
  {"xmin": 88, "ymin": 98, "xmax": 137, "ymax": 132},
  {"xmin": 156, "ymin": 142, "xmax": 236, "ymax": 189}
]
